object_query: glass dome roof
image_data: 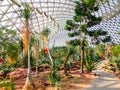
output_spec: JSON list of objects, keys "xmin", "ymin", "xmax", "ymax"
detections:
[{"xmin": 0, "ymin": 0, "xmax": 119, "ymax": 47}]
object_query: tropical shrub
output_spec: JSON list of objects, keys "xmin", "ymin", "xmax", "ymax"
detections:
[
  {"xmin": 85, "ymin": 48, "xmax": 100, "ymax": 73},
  {"xmin": 48, "ymin": 60, "xmax": 60, "ymax": 85},
  {"xmin": 0, "ymin": 26, "xmax": 21, "ymax": 65},
  {"xmin": 0, "ymin": 76, "xmax": 15, "ymax": 90},
  {"xmin": 111, "ymin": 44, "xmax": 120, "ymax": 57},
  {"xmin": 85, "ymin": 55, "xmax": 95, "ymax": 73}
]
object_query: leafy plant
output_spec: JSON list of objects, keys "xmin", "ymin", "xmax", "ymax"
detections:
[
  {"xmin": 21, "ymin": 3, "xmax": 31, "ymax": 20},
  {"xmin": 85, "ymin": 55, "xmax": 95, "ymax": 73},
  {"xmin": 0, "ymin": 76, "xmax": 15, "ymax": 90},
  {"xmin": 110, "ymin": 57, "xmax": 120, "ymax": 69},
  {"xmin": 64, "ymin": 46, "xmax": 76, "ymax": 75},
  {"xmin": 85, "ymin": 48, "xmax": 100, "ymax": 73},
  {"xmin": 65, "ymin": 0, "xmax": 107, "ymax": 73},
  {"xmin": 111, "ymin": 44, "xmax": 120, "ymax": 57},
  {"xmin": 0, "ymin": 26, "xmax": 20, "ymax": 63},
  {"xmin": 48, "ymin": 60, "xmax": 60, "ymax": 85}
]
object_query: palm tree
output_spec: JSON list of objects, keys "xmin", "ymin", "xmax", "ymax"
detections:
[
  {"xmin": 20, "ymin": 3, "xmax": 36, "ymax": 90},
  {"xmin": 31, "ymin": 35, "xmax": 40, "ymax": 76},
  {"xmin": 40, "ymin": 28, "xmax": 54, "ymax": 64},
  {"xmin": 41, "ymin": 28, "xmax": 51, "ymax": 49}
]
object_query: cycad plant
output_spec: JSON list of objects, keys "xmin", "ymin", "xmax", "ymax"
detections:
[
  {"xmin": 20, "ymin": 3, "xmax": 36, "ymax": 90},
  {"xmin": 85, "ymin": 48, "xmax": 99, "ymax": 73}
]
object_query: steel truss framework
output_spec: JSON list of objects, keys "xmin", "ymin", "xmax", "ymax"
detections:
[{"xmin": 0, "ymin": 0, "xmax": 119, "ymax": 47}]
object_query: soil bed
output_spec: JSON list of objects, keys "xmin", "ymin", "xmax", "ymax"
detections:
[{"xmin": 13, "ymin": 68, "xmax": 94, "ymax": 90}]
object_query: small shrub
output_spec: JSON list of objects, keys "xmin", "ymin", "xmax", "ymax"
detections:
[
  {"xmin": 85, "ymin": 55, "xmax": 95, "ymax": 73},
  {"xmin": 48, "ymin": 71, "xmax": 60, "ymax": 85},
  {"xmin": 0, "ymin": 76, "xmax": 15, "ymax": 90},
  {"xmin": 48, "ymin": 59, "xmax": 60, "ymax": 85}
]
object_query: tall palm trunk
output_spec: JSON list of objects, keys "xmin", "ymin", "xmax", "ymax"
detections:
[
  {"xmin": 43, "ymin": 36, "xmax": 47, "ymax": 49},
  {"xmin": 21, "ymin": 20, "xmax": 29, "ymax": 67},
  {"xmin": 22, "ymin": 20, "xmax": 36, "ymax": 90},
  {"xmin": 64, "ymin": 54, "xmax": 70, "ymax": 76}
]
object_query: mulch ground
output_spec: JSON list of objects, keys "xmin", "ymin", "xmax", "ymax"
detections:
[
  {"xmin": 13, "ymin": 68, "xmax": 94, "ymax": 90},
  {"xmin": 0, "ymin": 67, "xmax": 95, "ymax": 90}
]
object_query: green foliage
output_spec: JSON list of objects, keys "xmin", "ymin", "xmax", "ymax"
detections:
[
  {"xmin": 88, "ymin": 16, "xmax": 102, "ymax": 27},
  {"xmin": 65, "ymin": 24, "xmax": 72, "ymax": 31},
  {"xmin": 30, "ymin": 35, "xmax": 38, "ymax": 44},
  {"xmin": 7, "ymin": 43, "xmax": 20, "ymax": 60},
  {"xmin": 68, "ymin": 31, "xmax": 80, "ymax": 37},
  {"xmin": 93, "ymin": 6, "xmax": 99, "ymax": 11},
  {"xmin": 0, "ymin": 61, "xmax": 22, "ymax": 73},
  {"xmin": 65, "ymin": 0, "xmax": 107, "ymax": 73},
  {"xmin": 68, "ymin": 39, "xmax": 81, "ymax": 46},
  {"xmin": 80, "ymin": 24, "xmax": 87, "ymax": 33},
  {"xmin": 65, "ymin": 0, "xmax": 103, "ymax": 34},
  {"xmin": 95, "ymin": 44, "xmax": 105, "ymax": 56},
  {"xmin": 41, "ymin": 28, "xmax": 51, "ymax": 37},
  {"xmin": 102, "ymin": 36, "xmax": 111, "ymax": 43},
  {"xmin": 0, "ymin": 26, "xmax": 20, "ymax": 60},
  {"xmin": 40, "ymin": 57, "xmax": 50, "ymax": 64},
  {"xmin": 22, "ymin": 53, "xmax": 35, "ymax": 67},
  {"xmin": 111, "ymin": 44, "xmax": 120, "ymax": 57},
  {"xmin": 23, "ymin": 54, "xmax": 28, "ymax": 67},
  {"xmin": 85, "ymin": 55, "xmax": 95, "ymax": 73},
  {"xmin": 75, "ymin": 8, "xmax": 86, "ymax": 16},
  {"xmin": 83, "ymin": 0, "xmax": 96, "ymax": 7},
  {"xmin": 116, "ymin": 58, "xmax": 120, "ymax": 69},
  {"xmin": 87, "ymin": 29, "xmax": 110, "ymax": 44},
  {"xmin": 85, "ymin": 48, "xmax": 100, "ymax": 72},
  {"xmin": 66, "ymin": 59, "xmax": 73, "ymax": 68},
  {"xmin": 12, "ymin": 60, "xmax": 23, "ymax": 68},
  {"xmin": 48, "ymin": 71, "xmax": 60, "ymax": 85},
  {"xmin": 0, "ymin": 76, "xmax": 15, "ymax": 90},
  {"xmin": 65, "ymin": 20, "xmax": 75, "ymax": 31},
  {"xmin": 110, "ymin": 57, "xmax": 117, "ymax": 63},
  {"xmin": 21, "ymin": 3, "xmax": 31, "ymax": 20},
  {"xmin": 110, "ymin": 57, "xmax": 120, "ymax": 69},
  {"xmin": 48, "ymin": 59, "xmax": 60, "ymax": 85},
  {"xmin": 87, "ymin": 29, "xmax": 107, "ymax": 36},
  {"xmin": 68, "ymin": 46, "xmax": 76, "ymax": 55},
  {"xmin": 74, "ymin": 15, "xmax": 82, "ymax": 22}
]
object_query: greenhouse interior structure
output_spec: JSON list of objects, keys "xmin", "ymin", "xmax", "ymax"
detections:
[{"xmin": 0, "ymin": 0, "xmax": 120, "ymax": 90}]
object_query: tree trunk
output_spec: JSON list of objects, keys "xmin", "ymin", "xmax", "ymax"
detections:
[
  {"xmin": 22, "ymin": 74, "xmax": 36, "ymax": 90},
  {"xmin": 64, "ymin": 54, "xmax": 70, "ymax": 76},
  {"xmin": 35, "ymin": 60, "xmax": 38, "ymax": 76},
  {"xmin": 81, "ymin": 39, "xmax": 85, "ymax": 73},
  {"xmin": 22, "ymin": 20, "xmax": 36, "ymax": 90},
  {"xmin": 35, "ymin": 41, "xmax": 39, "ymax": 76}
]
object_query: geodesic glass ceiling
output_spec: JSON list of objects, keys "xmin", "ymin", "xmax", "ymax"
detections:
[{"xmin": 0, "ymin": 0, "xmax": 120, "ymax": 47}]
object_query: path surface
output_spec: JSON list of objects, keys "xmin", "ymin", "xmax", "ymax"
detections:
[{"xmin": 83, "ymin": 60, "xmax": 120, "ymax": 90}]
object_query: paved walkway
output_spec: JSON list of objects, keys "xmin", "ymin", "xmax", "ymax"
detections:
[{"xmin": 83, "ymin": 60, "xmax": 120, "ymax": 90}]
